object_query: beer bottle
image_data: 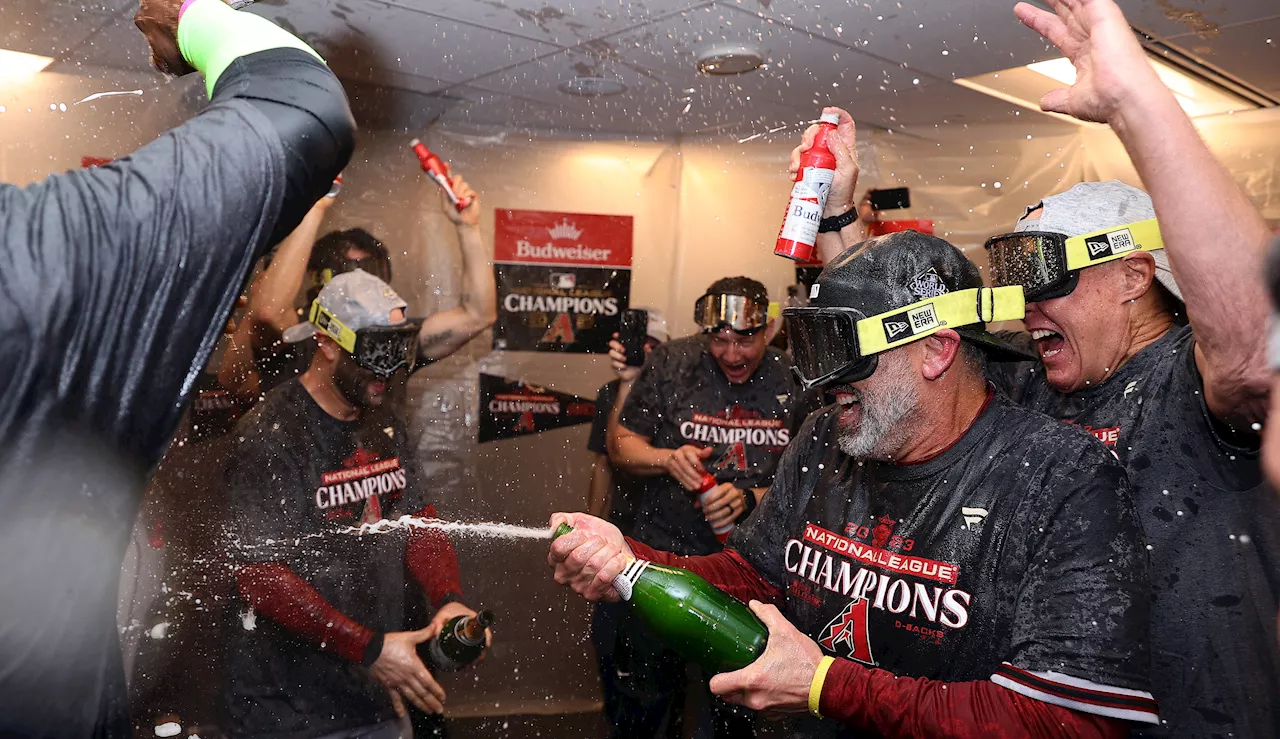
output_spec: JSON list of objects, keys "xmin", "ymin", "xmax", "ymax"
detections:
[
  {"xmin": 553, "ymin": 524, "xmax": 766, "ymax": 673},
  {"xmin": 418, "ymin": 610, "xmax": 494, "ymax": 672}
]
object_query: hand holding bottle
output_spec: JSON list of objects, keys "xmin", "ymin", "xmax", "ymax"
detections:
[
  {"xmin": 664, "ymin": 445, "xmax": 714, "ymax": 490},
  {"xmin": 441, "ymin": 173, "xmax": 480, "ymax": 227},
  {"xmin": 547, "ymin": 513, "xmax": 633, "ymax": 602},
  {"xmin": 370, "ymin": 629, "xmax": 447, "ymax": 716},
  {"xmin": 788, "ymin": 107, "xmax": 858, "ymax": 219},
  {"xmin": 608, "ymin": 337, "xmax": 643, "ymax": 383},
  {"xmin": 699, "ymin": 482, "xmax": 745, "ymax": 531},
  {"xmin": 425, "ymin": 602, "xmax": 491, "ymax": 649},
  {"xmin": 709, "ymin": 600, "xmax": 824, "ymax": 713}
]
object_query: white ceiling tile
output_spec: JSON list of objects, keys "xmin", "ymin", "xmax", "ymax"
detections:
[
  {"xmin": 400, "ymin": 0, "xmax": 705, "ymax": 46},
  {"xmin": 246, "ymin": 0, "xmax": 559, "ymax": 83},
  {"xmin": 1114, "ymin": 0, "xmax": 1279, "ymax": 39},
  {"xmin": 1156, "ymin": 18, "xmax": 1280, "ymax": 96},
  {"xmin": 722, "ymin": 0, "xmax": 1060, "ymax": 80}
]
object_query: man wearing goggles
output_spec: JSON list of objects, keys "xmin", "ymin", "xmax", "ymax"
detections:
[
  {"xmin": 551, "ymin": 231, "xmax": 1158, "ymax": 738},
  {"xmin": 225, "ymin": 269, "xmax": 489, "ymax": 736},
  {"xmin": 985, "ymin": 180, "xmax": 1277, "ymax": 739},
  {"xmin": 602, "ymin": 276, "xmax": 798, "ymax": 738}
]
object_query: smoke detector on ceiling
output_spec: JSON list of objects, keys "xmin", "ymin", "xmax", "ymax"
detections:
[
  {"xmin": 559, "ymin": 77, "xmax": 628, "ymax": 97},
  {"xmin": 696, "ymin": 46, "xmax": 766, "ymax": 76}
]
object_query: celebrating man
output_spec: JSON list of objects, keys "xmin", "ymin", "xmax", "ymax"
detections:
[
  {"xmin": 552, "ymin": 232, "xmax": 1158, "ymax": 738},
  {"xmin": 603, "ymin": 277, "xmax": 796, "ymax": 737},
  {"xmin": 225, "ymin": 270, "xmax": 487, "ymax": 738},
  {"xmin": 0, "ymin": 0, "xmax": 353, "ymax": 734}
]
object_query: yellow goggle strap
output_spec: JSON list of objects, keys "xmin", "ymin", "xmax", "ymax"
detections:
[
  {"xmin": 1064, "ymin": 218, "xmax": 1164, "ymax": 271},
  {"xmin": 309, "ymin": 301, "xmax": 358, "ymax": 353},
  {"xmin": 855, "ymin": 286, "xmax": 1026, "ymax": 356}
]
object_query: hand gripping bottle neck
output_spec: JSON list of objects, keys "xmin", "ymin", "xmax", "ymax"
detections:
[
  {"xmin": 550, "ymin": 523, "xmax": 767, "ymax": 673},
  {"xmin": 409, "ymin": 139, "xmax": 473, "ymax": 212},
  {"xmin": 696, "ymin": 473, "xmax": 733, "ymax": 544},
  {"xmin": 774, "ymin": 111, "xmax": 840, "ymax": 262}
]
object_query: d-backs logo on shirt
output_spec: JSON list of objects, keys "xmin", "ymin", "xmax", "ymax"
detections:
[
  {"xmin": 679, "ymin": 406, "xmax": 790, "ymax": 449},
  {"xmin": 785, "ymin": 522, "xmax": 970, "ymax": 666},
  {"xmin": 314, "ymin": 447, "xmax": 406, "ymax": 522}
]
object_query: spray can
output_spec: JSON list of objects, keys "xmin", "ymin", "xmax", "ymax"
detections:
[
  {"xmin": 409, "ymin": 139, "xmax": 473, "ymax": 212},
  {"xmin": 774, "ymin": 111, "xmax": 841, "ymax": 262},
  {"xmin": 696, "ymin": 473, "xmax": 733, "ymax": 544}
]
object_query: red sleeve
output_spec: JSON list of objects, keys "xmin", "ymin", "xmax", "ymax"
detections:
[
  {"xmin": 819, "ymin": 658, "xmax": 1128, "ymax": 739},
  {"xmin": 625, "ymin": 538, "xmax": 783, "ymax": 606},
  {"xmin": 406, "ymin": 505, "xmax": 463, "ymax": 608},
  {"xmin": 236, "ymin": 562, "xmax": 372, "ymax": 663}
]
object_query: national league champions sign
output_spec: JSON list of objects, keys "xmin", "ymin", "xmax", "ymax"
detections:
[{"xmin": 493, "ymin": 209, "xmax": 633, "ymax": 353}]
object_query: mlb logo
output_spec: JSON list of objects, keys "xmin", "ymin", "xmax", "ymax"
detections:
[
  {"xmin": 550, "ymin": 272, "xmax": 577, "ymax": 289},
  {"xmin": 1084, "ymin": 228, "xmax": 1136, "ymax": 261}
]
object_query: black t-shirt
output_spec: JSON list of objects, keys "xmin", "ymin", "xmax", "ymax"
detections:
[
  {"xmin": 0, "ymin": 100, "xmax": 286, "ymax": 735},
  {"xmin": 619, "ymin": 336, "xmax": 798, "ymax": 556},
  {"xmin": 587, "ymin": 379, "xmax": 645, "ymax": 536},
  {"xmin": 732, "ymin": 393, "xmax": 1157, "ymax": 738},
  {"xmin": 990, "ymin": 325, "xmax": 1280, "ymax": 739},
  {"xmin": 224, "ymin": 380, "xmax": 426, "ymax": 738}
]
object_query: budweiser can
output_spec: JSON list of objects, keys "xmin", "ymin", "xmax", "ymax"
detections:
[
  {"xmin": 409, "ymin": 139, "xmax": 472, "ymax": 212},
  {"xmin": 774, "ymin": 111, "xmax": 840, "ymax": 262}
]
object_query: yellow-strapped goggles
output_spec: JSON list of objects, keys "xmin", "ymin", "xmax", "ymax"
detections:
[
  {"xmin": 985, "ymin": 218, "xmax": 1164, "ymax": 302},
  {"xmin": 309, "ymin": 301, "xmax": 421, "ymax": 378},
  {"xmin": 784, "ymin": 286, "xmax": 1026, "ymax": 389}
]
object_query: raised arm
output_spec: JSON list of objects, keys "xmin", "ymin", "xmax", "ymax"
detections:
[
  {"xmin": 417, "ymin": 174, "xmax": 498, "ymax": 361},
  {"xmin": 1015, "ymin": 0, "xmax": 1271, "ymax": 428}
]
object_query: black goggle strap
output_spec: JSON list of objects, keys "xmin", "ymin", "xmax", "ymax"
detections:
[
  {"xmin": 1063, "ymin": 218, "xmax": 1164, "ymax": 270},
  {"xmin": 854, "ymin": 286, "xmax": 1027, "ymax": 355}
]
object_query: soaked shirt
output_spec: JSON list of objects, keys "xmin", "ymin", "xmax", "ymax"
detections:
[
  {"xmin": 225, "ymin": 379, "xmax": 425, "ymax": 738},
  {"xmin": 991, "ymin": 325, "xmax": 1280, "ymax": 739},
  {"xmin": 0, "ymin": 98, "xmax": 286, "ymax": 737},
  {"xmin": 732, "ymin": 393, "xmax": 1157, "ymax": 738},
  {"xmin": 619, "ymin": 336, "xmax": 798, "ymax": 556}
]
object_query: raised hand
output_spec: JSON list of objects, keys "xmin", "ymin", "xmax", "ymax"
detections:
[
  {"xmin": 788, "ymin": 107, "xmax": 858, "ymax": 218},
  {"xmin": 1013, "ymin": 0, "xmax": 1159, "ymax": 124},
  {"xmin": 444, "ymin": 173, "xmax": 480, "ymax": 227},
  {"xmin": 608, "ymin": 336, "xmax": 643, "ymax": 382}
]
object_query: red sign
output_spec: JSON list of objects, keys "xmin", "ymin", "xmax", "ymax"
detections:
[
  {"xmin": 495, "ymin": 209, "xmax": 633, "ymax": 268},
  {"xmin": 869, "ymin": 220, "xmax": 935, "ymax": 236}
]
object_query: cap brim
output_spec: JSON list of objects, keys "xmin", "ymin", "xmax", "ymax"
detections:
[
  {"xmin": 956, "ymin": 326, "xmax": 1038, "ymax": 362},
  {"xmin": 282, "ymin": 322, "xmax": 319, "ymax": 344}
]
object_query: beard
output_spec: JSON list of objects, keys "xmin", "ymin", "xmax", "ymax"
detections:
[
  {"xmin": 333, "ymin": 356, "xmax": 383, "ymax": 409},
  {"xmin": 835, "ymin": 352, "xmax": 918, "ymax": 461}
]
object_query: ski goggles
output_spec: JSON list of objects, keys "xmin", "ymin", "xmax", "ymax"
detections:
[
  {"xmin": 984, "ymin": 218, "xmax": 1164, "ymax": 302},
  {"xmin": 694, "ymin": 293, "xmax": 769, "ymax": 334},
  {"xmin": 784, "ymin": 286, "xmax": 1026, "ymax": 389},
  {"xmin": 309, "ymin": 301, "xmax": 422, "ymax": 377}
]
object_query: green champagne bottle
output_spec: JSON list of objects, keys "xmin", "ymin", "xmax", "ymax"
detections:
[
  {"xmin": 418, "ymin": 610, "xmax": 494, "ymax": 672},
  {"xmin": 553, "ymin": 524, "xmax": 766, "ymax": 673}
]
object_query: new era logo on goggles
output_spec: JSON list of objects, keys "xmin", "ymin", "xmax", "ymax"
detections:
[
  {"xmin": 784, "ymin": 286, "xmax": 1026, "ymax": 390},
  {"xmin": 984, "ymin": 218, "xmax": 1164, "ymax": 302},
  {"xmin": 310, "ymin": 302, "xmax": 422, "ymax": 378},
  {"xmin": 695, "ymin": 293, "xmax": 769, "ymax": 334}
]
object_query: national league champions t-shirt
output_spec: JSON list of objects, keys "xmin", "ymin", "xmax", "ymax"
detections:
[
  {"xmin": 731, "ymin": 393, "xmax": 1158, "ymax": 738},
  {"xmin": 224, "ymin": 379, "xmax": 425, "ymax": 738},
  {"xmin": 620, "ymin": 336, "xmax": 798, "ymax": 556},
  {"xmin": 991, "ymin": 324, "xmax": 1280, "ymax": 739}
]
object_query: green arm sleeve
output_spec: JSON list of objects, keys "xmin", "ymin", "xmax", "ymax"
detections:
[{"xmin": 177, "ymin": 0, "xmax": 324, "ymax": 98}]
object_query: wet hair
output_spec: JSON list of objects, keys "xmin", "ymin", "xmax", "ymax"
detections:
[
  {"xmin": 310, "ymin": 228, "xmax": 393, "ymax": 282},
  {"xmin": 705, "ymin": 276, "xmax": 769, "ymax": 307}
]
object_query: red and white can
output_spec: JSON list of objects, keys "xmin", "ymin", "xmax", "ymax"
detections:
[
  {"xmin": 696, "ymin": 473, "xmax": 733, "ymax": 544},
  {"xmin": 774, "ymin": 111, "xmax": 840, "ymax": 262},
  {"xmin": 409, "ymin": 139, "xmax": 473, "ymax": 212}
]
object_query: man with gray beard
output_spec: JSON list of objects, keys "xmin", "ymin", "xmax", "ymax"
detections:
[{"xmin": 550, "ymin": 230, "xmax": 1158, "ymax": 738}]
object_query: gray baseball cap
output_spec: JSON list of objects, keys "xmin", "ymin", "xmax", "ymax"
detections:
[
  {"xmin": 1015, "ymin": 181, "xmax": 1183, "ymax": 302},
  {"xmin": 283, "ymin": 269, "xmax": 408, "ymax": 344}
]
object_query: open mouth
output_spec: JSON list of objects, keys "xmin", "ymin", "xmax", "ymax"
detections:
[
  {"xmin": 1031, "ymin": 328, "xmax": 1066, "ymax": 359},
  {"xmin": 832, "ymin": 387, "xmax": 861, "ymax": 406}
]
